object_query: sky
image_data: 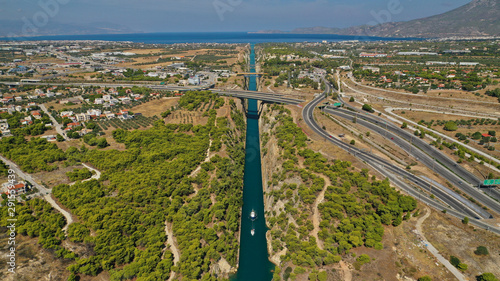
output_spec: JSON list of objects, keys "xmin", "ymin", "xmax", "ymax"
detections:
[{"xmin": 0, "ymin": 0, "xmax": 472, "ymax": 33}]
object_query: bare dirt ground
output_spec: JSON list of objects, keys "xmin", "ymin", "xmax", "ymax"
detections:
[
  {"xmin": 423, "ymin": 208, "xmax": 500, "ymax": 280},
  {"xmin": 55, "ymin": 139, "xmax": 86, "ymax": 151},
  {"xmin": 44, "ymin": 100, "xmax": 82, "ymax": 111},
  {"xmin": 353, "ymin": 78, "xmax": 500, "ymax": 105},
  {"xmin": 310, "ymin": 173, "xmax": 331, "ymax": 251},
  {"xmin": 165, "ymin": 109, "xmax": 209, "ymax": 126},
  {"xmin": 126, "ymin": 48, "xmax": 183, "ymax": 55},
  {"xmin": 357, "ymin": 81, "xmax": 499, "ymax": 104},
  {"xmin": 33, "ymin": 163, "xmax": 86, "ymax": 187},
  {"xmin": 344, "ymin": 79, "xmax": 499, "ymax": 116},
  {"xmin": 131, "ymin": 97, "xmax": 180, "ymax": 117},
  {"xmin": 0, "ymin": 234, "xmax": 73, "ymax": 281},
  {"xmin": 0, "ymin": 233, "xmax": 112, "ymax": 281},
  {"xmin": 116, "ymin": 47, "xmax": 244, "ymax": 70}
]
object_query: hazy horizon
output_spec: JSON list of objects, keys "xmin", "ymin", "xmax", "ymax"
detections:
[{"xmin": 0, "ymin": 0, "xmax": 472, "ymax": 36}]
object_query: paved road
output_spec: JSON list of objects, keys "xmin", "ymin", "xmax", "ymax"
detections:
[
  {"xmin": 39, "ymin": 104, "xmax": 68, "ymax": 141},
  {"xmin": 325, "ymin": 106, "xmax": 499, "ymax": 217},
  {"xmin": 385, "ymin": 107, "xmax": 500, "ymax": 167},
  {"xmin": 348, "ymin": 74, "xmax": 499, "ymax": 106},
  {"xmin": 415, "ymin": 207, "xmax": 467, "ymax": 281},
  {"xmin": 342, "ymin": 81, "xmax": 500, "ymax": 119},
  {"xmin": 212, "ymin": 89, "xmax": 304, "ymax": 105},
  {"xmin": 337, "ymin": 96, "xmax": 500, "ymax": 204},
  {"xmin": 303, "ymin": 84, "xmax": 500, "ymax": 234},
  {"xmin": 304, "ymin": 84, "xmax": 482, "ymax": 218},
  {"xmin": 2, "ymin": 81, "xmax": 304, "ymax": 105},
  {"xmin": 0, "ymin": 155, "xmax": 74, "ymax": 231}
]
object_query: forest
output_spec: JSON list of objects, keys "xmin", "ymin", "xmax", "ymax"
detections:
[
  {"xmin": 261, "ymin": 104, "xmax": 417, "ymax": 279},
  {"xmin": 0, "ymin": 92, "xmax": 246, "ymax": 280}
]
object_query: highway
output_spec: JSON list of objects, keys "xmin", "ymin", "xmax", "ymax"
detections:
[
  {"xmin": 324, "ymin": 107, "xmax": 496, "ymax": 217},
  {"xmin": 303, "ymin": 83, "xmax": 486, "ymax": 220},
  {"xmin": 212, "ymin": 89, "xmax": 304, "ymax": 105},
  {"xmin": 1, "ymin": 81, "xmax": 304, "ymax": 105},
  {"xmin": 342, "ymin": 80, "xmax": 500, "ymax": 119},
  {"xmin": 325, "ymin": 102, "xmax": 500, "ymax": 214},
  {"xmin": 347, "ymin": 74, "xmax": 500, "ymax": 107}
]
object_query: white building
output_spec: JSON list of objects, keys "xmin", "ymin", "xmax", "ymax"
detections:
[
  {"xmin": 60, "ymin": 111, "xmax": 74, "ymax": 117},
  {"xmin": 188, "ymin": 76, "xmax": 201, "ymax": 85},
  {"xmin": 75, "ymin": 113, "xmax": 90, "ymax": 122},
  {"xmin": 459, "ymin": 62, "xmax": 479, "ymax": 66},
  {"xmin": 87, "ymin": 109, "xmax": 102, "ymax": 117}
]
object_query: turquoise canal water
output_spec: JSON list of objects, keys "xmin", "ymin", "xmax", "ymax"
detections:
[{"xmin": 233, "ymin": 44, "xmax": 275, "ymax": 281}]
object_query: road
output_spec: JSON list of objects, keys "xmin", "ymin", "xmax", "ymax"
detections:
[
  {"xmin": 415, "ymin": 207, "xmax": 467, "ymax": 281},
  {"xmin": 303, "ymin": 84, "xmax": 500, "ymax": 234},
  {"xmin": 324, "ymin": 106, "xmax": 500, "ymax": 216},
  {"xmin": 304, "ymin": 84, "xmax": 484, "ymax": 219},
  {"xmin": 335, "ymin": 96, "xmax": 500, "ymax": 204},
  {"xmin": 69, "ymin": 163, "xmax": 102, "ymax": 186},
  {"xmin": 342, "ymin": 80, "xmax": 500, "ymax": 119},
  {"xmin": 385, "ymin": 107, "xmax": 500, "ymax": 167},
  {"xmin": 337, "ymin": 80, "xmax": 500, "ymax": 208},
  {"xmin": 212, "ymin": 89, "xmax": 304, "ymax": 105},
  {"xmin": 0, "ymin": 155, "xmax": 74, "ymax": 231},
  {"xmin": 325, "ymin": 108, "xmax": 491, "ymax": 219},
  {"xmin": 2, "ymin": 81, "xmax": 305, "ymax": 105},
  {"xmin": 39, "ymin": 104, "xmax": 68, "ymax": 140},
  {"xmin": 348, "ymin": 74, "xmax": 499, "ymax": 106}
]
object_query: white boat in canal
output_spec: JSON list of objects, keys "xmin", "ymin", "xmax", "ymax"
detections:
[
  {"xmin": 251, "ymin": 228, "xmax": 255, "ymax": 236},
  {"xmin": 250, "ymin": 209, "xmax": 257, "ymax": 221}
]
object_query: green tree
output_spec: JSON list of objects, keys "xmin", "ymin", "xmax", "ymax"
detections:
[
  {"xmin": 318, "ymin": 271, "xmax": 328, "ymax": 281},
  {"xmin": 67, "ymin": 273, "xmax": 79, "ymax": 281},
  {"xmin": 401, "ymin": 122, "xmax": 408, "ymax": 129},
  {"xmin": 462, "ymin": 217, "xmax": 469, "ymax": 224},
  {"xmin": 476, "ymin": 273, "xmax": 499, "ymax": 281},
  {"xmin": 56, "ymin": 134, "xmax": 65, "ymax": 142},
  {"xmin": 349, "ymin": 96, "xmax": 355, "ymax": 102},
  {"xmin": 350, "ymin": 140, "xmax": 355, "ymax": 145},
  {"xmin": 472, "ymin": 132, "xmax": 482, "ymax": 140},
  {"xmin": 450, "ymin": 256, "xmax": 461, "ymax": 267},
  {"xmin": 161, "ymin": 110, "xmax": 172, "ymax": 118},
  {"xmin": 362, "ymin": 104, "xmax": 375, "ymax": 113},
  {"xmin": 418, "ymin": 276, "xmax": 432, "ymax": 281},
  {"xmin": 474, "ymin": 246, "xmax": 489, "ymax": 256},
  {"xmin": 444, "ymin": 121, "xmax": 458, "ymax": 131},
  {"xmin": 457, "ymin": 263, "xmax": 468, "ymax": 272},
  {"xmin": 97, "ymin": 138, "xmax": 109, "ymax": 148}
]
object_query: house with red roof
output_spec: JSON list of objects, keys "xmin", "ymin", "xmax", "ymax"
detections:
[
  {"xmin": 31, "ymin": 111, "xmax": 42, "ymax": 119},
  {"xmin": 1, "ymin": 181, "xmax": 27, "ymax": 195}
]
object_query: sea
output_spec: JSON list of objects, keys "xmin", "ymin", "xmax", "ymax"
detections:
[{"xmin": 2, "ymin": 32, "xmax": 418, "ymax": 44}]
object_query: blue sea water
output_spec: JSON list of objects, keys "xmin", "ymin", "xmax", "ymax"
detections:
[{"xmin": 2, "ymin": 32, "xmax": 417, "ymax": 44}]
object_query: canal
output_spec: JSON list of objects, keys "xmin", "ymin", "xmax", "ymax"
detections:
[{"xmin": 234, "ymin": 44, "xmax": 275, "ymax": 281}]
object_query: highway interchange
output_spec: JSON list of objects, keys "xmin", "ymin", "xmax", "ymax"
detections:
[
  {"xmin": 324, "ymin": 103, "xmax": 500, "ymax": 213},
  {"xmin": 302, "ymin": 82, "xmax": 500, "ymax": 234}
]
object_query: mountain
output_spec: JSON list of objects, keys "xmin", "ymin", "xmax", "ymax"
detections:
[
  {"xmin": 263, "ymin": 0, "xmax": 500, "ymax": 38},
  {"xmin": 0, "ymin": 20, "xmax": 138, "ymax": 39}
]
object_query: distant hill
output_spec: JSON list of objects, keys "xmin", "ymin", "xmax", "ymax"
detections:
[
  {"xmin": 261, "ymin": 0, "xmax": 500, "ymax": 38},
  {"xmin": 0, "ymin": 20, "xmax": 137, "ymax": 39}
]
